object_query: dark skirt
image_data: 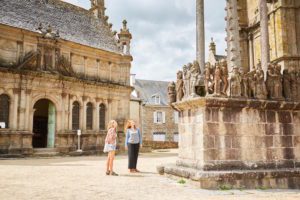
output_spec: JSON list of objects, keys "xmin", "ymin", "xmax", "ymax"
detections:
[{"xmin": 128, "ymin": 143, "xmax": 140, "ymax": 169}]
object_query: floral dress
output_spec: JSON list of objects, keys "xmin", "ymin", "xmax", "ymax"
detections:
[{"xmin": 103, "ymin": 128, "xmax": 117, "ymax": 153}]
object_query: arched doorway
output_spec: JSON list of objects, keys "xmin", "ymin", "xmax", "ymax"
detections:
[{"xmin": 32, "ymin": 99, "xmax": 56, "ymax": 148}]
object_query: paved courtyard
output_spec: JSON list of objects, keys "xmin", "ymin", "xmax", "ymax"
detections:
[{"xmin": 0, "ymin": 150, "xmax": 299, "ymax": 200}]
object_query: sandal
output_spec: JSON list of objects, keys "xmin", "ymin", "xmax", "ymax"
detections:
[
  {"xmin": 106, "ymin": 171, "xmax": 110, "ymax": 175},
  {"xmin": 134, "ymin": 169, "xmax": 141, "ymax": 173},
  {"xmin": 110, "ymin": 171, "xmax": 119, "ymax": 176}
]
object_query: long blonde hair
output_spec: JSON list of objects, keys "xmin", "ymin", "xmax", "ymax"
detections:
[{"xmin": 107, "ymin": 120, "xmax": 117, "ymax": 130}]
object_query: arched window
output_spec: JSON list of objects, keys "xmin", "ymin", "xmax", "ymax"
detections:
[
  {"xmin": 72, "ymin": 101, "xmax": 80, "ymax": 130},
  {"xmin": 86, "ymin": 103, "xmax": 93, "ymax": 130},
  {"xmin": 0, "ymin": 94, "xmax": 10, "ymax": 128},
  {"xmin": 99, "ymin": 104, "xmax": 106, "ymax": 130}
]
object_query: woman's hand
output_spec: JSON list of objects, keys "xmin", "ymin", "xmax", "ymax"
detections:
[{"xmin": 125, "ymin": 146, "xmax": 128, "ymax": 151}]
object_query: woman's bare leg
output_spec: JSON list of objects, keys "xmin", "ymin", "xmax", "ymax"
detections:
[
  {"xmin": 109, "ymin": 151, "xmax": 115, "ymax": 173},
  {"xmin": 106, "ymin": 154, "xmax": 110, "ymax": 172}
]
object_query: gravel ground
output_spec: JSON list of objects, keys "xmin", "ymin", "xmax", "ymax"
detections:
[{"xmin": 0, "ymin": 150, "xmax": 299, "ymax": 200}]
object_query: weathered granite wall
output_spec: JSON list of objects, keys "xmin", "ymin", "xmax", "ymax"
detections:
[
  {"xmin": 143, "ymin": 140, "xmax": 178, "ymax": 150},
  {"xmin": 174, "ymin": 98, "xmax": 300, "ymax": 171}
]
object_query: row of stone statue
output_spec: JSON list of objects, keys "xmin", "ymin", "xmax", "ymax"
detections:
[{"xmin": 168, "ymin": 60, "xmax": 300, "ymax": 103}]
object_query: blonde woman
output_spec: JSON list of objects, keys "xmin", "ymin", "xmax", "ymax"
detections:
[
  {"xmin": 103, "ymin": 120, "xmax": 118, "ymax": 176},
  {"xmin": 125, "ymin": 120, "xmax": 142, "ymax": 173}
]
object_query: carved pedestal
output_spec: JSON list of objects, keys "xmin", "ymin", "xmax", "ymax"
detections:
[{"xmin": 162, "ymin": 98, "xmax": 300, "ymax": 189}]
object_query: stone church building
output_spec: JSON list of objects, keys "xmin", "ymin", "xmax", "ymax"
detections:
[{"xmin": 0, "ymin": 0, "xmax": 133, "ymax": 155}]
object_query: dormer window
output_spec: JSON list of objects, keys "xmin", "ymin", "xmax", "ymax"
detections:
[{"xmin": 152, "ymin": 95, "xmax": 160, "ymax": 105}]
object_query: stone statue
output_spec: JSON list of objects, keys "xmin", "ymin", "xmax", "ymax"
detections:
[
  {"xmin": 220, "ymin": 59, "xmax": 229, "ymax": 95},
  {"xmin": 213, "ymin": 64, "xmax": 222, "ymax": 97},
  {"xmin": 230, "ymin": 66, "xmax": 242, "ymax": 97},
  {"xmin": 290, "ymin": 66, "xmax": 298, "ymax": 101},
  {"xmin": 266, "ymin": 63, "xmax": 275, "ymax": 99},
  {"xmin": 176, "ymin": 70, "xmax": 184, "ymax": 102},
  {"xmin": 297, "ymin": 70, "xmax": 300, "ymax": 102},
  {"xmin": 248, "ymin": 66, "xmax": 257, "ymax": 98},
  {"xmin": 190, "ymin": 61, "xmax": 201, "ymax": 97},
  {"xmin": 204, "ymin": 63, "xmax": 212, "ymax": 95},
  {"xmin": 168, "ymin": 81, "xmax": 176, "ymax": 104},
  {"xmin": 240, "ymin": 68, "xmax": 249, "ymax": 98},
  {"xmin": 273, "ymin": 64, "xmax": 284, "ymax": 100},
  {"xmin": 283, "ymin": 69, "xmax": 291, "ymax": 101},
  {"xmin": 183, "ymin": 65, "xmax": 191, "ymax": 98},
  {"xmin": 254, "ymin": 65, "xmax": 267, "ymax": 99}
]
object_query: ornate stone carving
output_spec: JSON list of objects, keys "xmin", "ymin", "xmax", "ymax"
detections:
[
  {"xmin": 273, "ymin": 64, "xmax": 284, "ymax": 100},
  {"xmin": 204, "ymin": 63, "xmax": 213, "ymax": 95},
  {"xmin": 190, "ymin": 61, "xmax": 202, "ymax": 97},
  {"xmin": 220, "ymin": 59, "xmax": 229, "ymax": 96},
  {"xmin": 240, "ymin": 69, "xmax": 249, "ymax": 98},
  {"xmin": 283, "ymin": 69, "xmax": 291, "ymax": 101},
  {"xmin": 176, "ymin": 71, "xmax": 184, "ymax": 102},
  {"xmin": 168, "ymin": 82, "xmax": 176, "ymax": 104},
  {"xmin": 230, "ymin": 66, "xmax": 242, "ymax": 98},
  {"xmin": 290, "ymin": 66, "xmax": 298, "ymax": 101},
  {"xmin": 183, "ymin": 64, "xmax": 191, "ymax": 98},
  {"xmin": 213, "ymin": 65, "xmax": 222, "ymax": 97},
  {"xmin": 254, "ymin": 65, "xmax": 267, "ymax": 99}
]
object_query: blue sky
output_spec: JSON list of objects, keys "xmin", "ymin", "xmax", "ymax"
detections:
[{"xmin": 63, "ymin": 0, "xmax": 226, "ymax": 81}]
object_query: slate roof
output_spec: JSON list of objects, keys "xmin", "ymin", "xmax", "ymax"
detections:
[
  {"xmin": 134, "ymin": 79, "xmax": 170, "ymax": 106},
  {"xmin": 0, "ymin": 0, "xmax": 122, "ymax": 54}
]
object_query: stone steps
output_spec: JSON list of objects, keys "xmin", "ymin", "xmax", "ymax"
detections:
[{"xmin": 32, "ymin": 148, "xmax": 60, "ymax": 157}]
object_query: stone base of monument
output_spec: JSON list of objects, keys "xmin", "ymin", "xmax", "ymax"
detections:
[
  {"xmin": 161, "ymin": 164, "xmax": 300, "ymax": 189},
  {"xmin": 162, "ymin": 97, "xmax": 300, "ymax": 189}
]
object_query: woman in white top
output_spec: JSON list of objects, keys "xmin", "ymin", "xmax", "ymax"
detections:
[{"xmin": 125, "ymin": 120, "xmax": 142, "ymax": 173}]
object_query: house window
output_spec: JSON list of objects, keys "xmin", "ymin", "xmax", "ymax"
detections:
[
  {"xmin": 153, "ymin": 132, "xmax": 166, "ymax": 142},
  {"xmin": 99, "ymin": 103, "xmax": 106, "ymax": 130},
  {"xmin": 72, "ymin": 101, "xmax": 80, "ymax": 130},
  {"xmin": 0, "ymin": 94, "xmax": 10, "ymax": 129},
  {"xmin": 153, "ymin": 111, "xmax": 165, "ymax": 124},
  {"xmin": 173, "ymin": 132, "xmax": 179, "ymax": 142},
  {"xmin": 86, "ymin": 103, "xmax": 93, "ymax": 130},
  {"xmin": 174, "ymin": 111, "xmax": 179, "ymax": 124},
  {"xmin": 152, "ymin": 95, "xmax": 160, "ymax": 105}
]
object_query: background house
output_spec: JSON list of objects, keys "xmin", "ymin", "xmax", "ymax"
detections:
[{"xmin": 130, "ymin": 76, "xmax": 179, "ymax": 149}]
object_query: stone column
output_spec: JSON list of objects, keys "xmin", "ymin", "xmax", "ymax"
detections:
[
  {"xmin": 82, "ymin": 100, "xmax": 87, "ymax": 131},
  {"xmin": 196, "ymin": 0, "xmax": 205, "ymax": 73},
  {"xmin": 12, "ymin": 89, "xmax": 19, "ymax": 130},
  {"xmin": 259, "ymin": 0, "xmax": 270, "ymax": 77},
  {"xmin": 248, "ymin": 34, "xmax": 254, "ymax": 70}
]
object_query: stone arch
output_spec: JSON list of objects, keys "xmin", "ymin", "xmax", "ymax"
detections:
[{"xmin": 31, "ymin": 98, "xmax": 57, "ymax": 148}]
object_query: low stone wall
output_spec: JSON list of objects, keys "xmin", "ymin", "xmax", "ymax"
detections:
[
  {"xmin": 0, "ymin": 130, "xmax": 126, "ymax": 156},
  {"xmin": 143, "ymin": 140, "xmax": 178, "ymax": 149}
]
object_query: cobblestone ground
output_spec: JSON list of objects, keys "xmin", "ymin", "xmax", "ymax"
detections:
[{"xmin": 0, "ymin": 150, "xmax": 299, "ymax": 200}]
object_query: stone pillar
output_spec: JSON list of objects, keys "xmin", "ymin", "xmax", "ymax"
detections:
[
  {"xmin": 95, "ymin": 102, "xmax": 100, "ymax": 131},
  {"xmin": 12, "ymin": 89, "xmax": 19, "ymax": 130},
  {"xmin": 24, "ymin": 90, "xmax": 31, "ymax": 130},
  {"xmin": 47, "ymin": 102, "xmax": 55, "ymax": 148},
  {"xmin": 18, "ymin": 89, "xmax": 26, "ymax": 130},
  {"xmin": 82, "ymin": 101, "xmax": 87, "ymax": 131},
  {"xmin": 259, "ymin": 0, "xmax": 270, "ymax": 77},
  {"xmin": 196, "ymin": 0, "xmax": 205, "ymax": 73},
  {"xmin": 226, "ymin": 0, "xmax": 242, "ymax": 72},
  {"xmin": 248, "ymin": 34, "xmax": 254, "ymax": 70}
]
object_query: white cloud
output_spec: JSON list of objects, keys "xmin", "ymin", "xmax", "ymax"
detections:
[{"xmin": 62, "ymin": 0, "xmax": 226, "ymax": 81}]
